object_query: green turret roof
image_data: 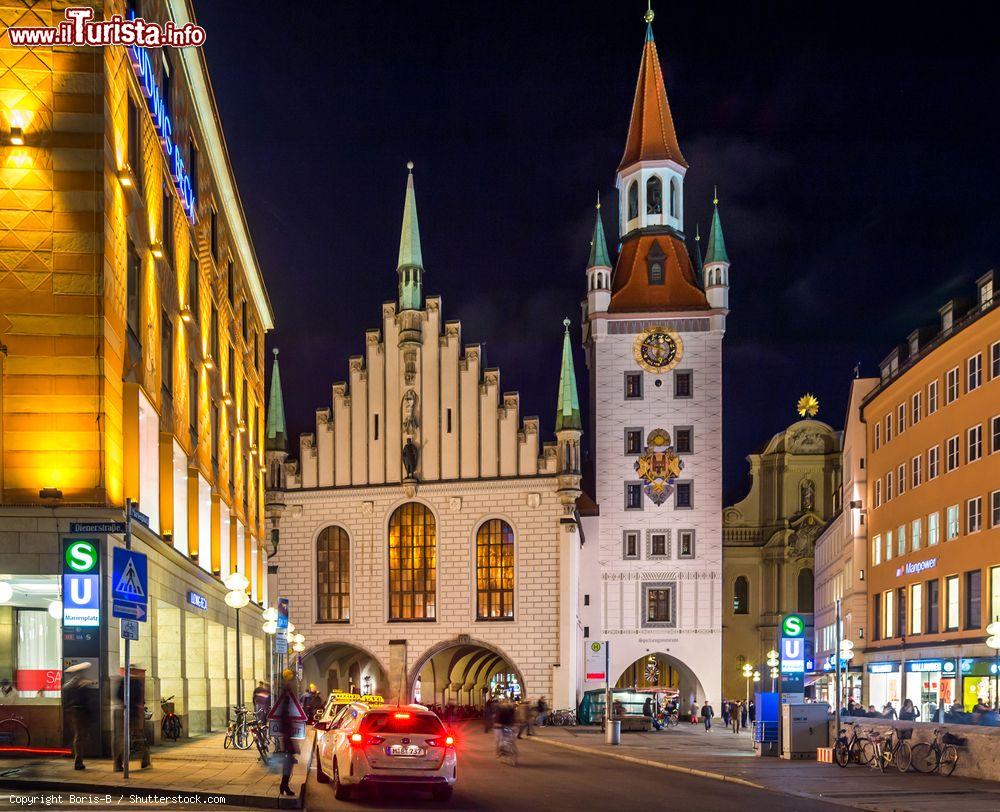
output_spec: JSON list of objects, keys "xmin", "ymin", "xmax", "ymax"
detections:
[
  {"xmin": 588, "ymin": 202, "xmax": 611, "ymax": 269},
  {"xmin": 397, "ymin": 162, "xmax": 423, "ymax": 271},
  {"xmin": 555, "ymin": 318, "xmax": 582, "ymax": 432},
  {"xmin": 705, "ymin": 191, "xmax": 729, "ymax": 265},
  {"xmin": 266, "ymin": 349, "xmax": 287, "ymax": 451}
]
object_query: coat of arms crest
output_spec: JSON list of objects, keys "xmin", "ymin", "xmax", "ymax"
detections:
[{"xmin": 634, "ymin": 428, "xmax": 684, "ymax": 506}]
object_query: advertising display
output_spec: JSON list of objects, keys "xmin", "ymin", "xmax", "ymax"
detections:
[
  {"xmin": 585, "ymin": 641, "xmax": 608, "ymax": 681},
  {"xmin": 779, "ymin": 614, "xmax": 805, "ymax": 702},
  {"xmin": 61, "ymin": 538, "xmax": 102, "ymax": 659}
]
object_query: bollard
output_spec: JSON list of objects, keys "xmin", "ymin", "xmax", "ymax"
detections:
[{"xmin": 606, "ymin": 719, "xmax": 621, "ymax": 745}]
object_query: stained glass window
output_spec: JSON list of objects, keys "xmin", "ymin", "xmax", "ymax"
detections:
[
  {"xmin": 388, "ymin": 503, "xmax": 436, "ymax": 620},
  {"xmin": 317, "ymin": 526, "xmax": 350, "ymax": 621},
  {"xmin": 476, "ymin": 519, "xmax": 515, "ymax": 620}
]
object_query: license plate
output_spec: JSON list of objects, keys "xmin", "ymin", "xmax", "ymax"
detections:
[{"xmin": 388, "ymin": 744, "xmax": 425, "ymax": 757}]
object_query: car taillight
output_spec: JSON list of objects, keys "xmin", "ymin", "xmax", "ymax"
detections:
[
  {"xmin": 426, "ymin": 735, "xmax": 456, "ymax": 748},
  {"xmin": 393, "ymin": 712, "xmax": 411, "ymax": 719},
  {"xmin": 349, "ymin": 733, "xmax": 384, "ymax": 747}
]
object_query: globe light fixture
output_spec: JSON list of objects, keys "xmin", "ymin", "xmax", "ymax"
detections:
[
  {"xmin": 48, "ymin": 599, "xmax": 62, "ymax": 619},
  {"xmin": 262, "ymin": 620, "xmax": 277, "ymax": 635},
  {"xmin": 223, "ymin": 571, "xmax": 249, "ymax": 592},
  {"xmin": 753, "ymin": 670, "xmax": 761, "ymax": 682},
  {"xmin": 292, "ymin": 641, "xmax": 305, "ymax": 653},
  {"xmin": 0, "ymin": 582, "xmax": 13, "ymax": 604},
  {"xmin": 225, "ymin": 588, "xmax": 250, "ymax": 609},
  {"xmin": 286, "ymin": 622, "xmax": 295, "ymax": 634},
  {"xmin": 263, "ymin": 606, "xmax": 278, "ymax": 622}
]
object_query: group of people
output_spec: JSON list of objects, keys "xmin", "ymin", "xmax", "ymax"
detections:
[
  {"xmin": 482, "ymin": 696, "xmax": 547, "ymax": 740},
  {"xmin": 696, "ymin": 699, "xmax": 756, "ymax": 733},
  {"xmin": 846, "ymin": 697, "xmax": 1000, "ymax": 726}
]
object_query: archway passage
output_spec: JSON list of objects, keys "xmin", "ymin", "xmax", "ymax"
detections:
[
  {"xmin": 300, "ymin": 643, "xmax": 387, "ymax": 699},
  {"xmin": 410, "ymin": 642, "xmax": 525, "ymax": 711},
  {"xmin": 613, "ymin": 652, "xmax": 707, "ymax": 714}
]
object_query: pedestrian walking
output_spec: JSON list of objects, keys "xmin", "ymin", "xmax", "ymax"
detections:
[
  {"xmin": 113, "ymin": 668, "xmax": 150, "ymax": 771},
  {"xmin": 730, "ymin": 702, "xmax": 739, "ymax": 734},
  {"xmin": 63, "ymin": 662, "xmax": 93, "ymax": 770},
  {"xmin": 643, "ymin": 697, "xmax": 662, "ymax": 731},
  {"xmin": 483, "ymin": 696, "xmax": 496, "ymax": 733},
  {"xmin": 253, "ymin": 681, "xmax": 271, "ymax": 717},
  {"xmin": 278, "ymin": 669, "xmax": 298, "ymax": 797},
  {"xmin": 701, "ymin": 700, "xmax": 714, "ymax": 732},
  {"xmin": 721, "ymin": 699, "xmax": 731, "ymax": 728},
  {"xmin": 740, "ymin": 700, "xmax": 749, "ymax": 731},
  {"xmin": 748, "ymin": 699, "xmax": 756, "ymax": 725},
  {"xmin": 299, "ymin": 683, "xmax": 320, "ymax": 723},
  {"xmin": 535, "ymin": 696, "xmax": 548, "ymax": 727}
]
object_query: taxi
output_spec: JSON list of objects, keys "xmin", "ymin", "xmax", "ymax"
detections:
[
  {"xmin": 315, "ymin": 703, "xmax": 457, "ymax": 802},
  {"xmin": 313, "ymin": 691, "xmax": 383, "ymax": 751}
]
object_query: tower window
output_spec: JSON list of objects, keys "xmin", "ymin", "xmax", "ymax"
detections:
[
  {"xmin": 625, "ymin": 482, "xmax": 643, "ymax": 511},
  {"xmin": 623, "ymin": 531, "xmax": 640, "ymax": 559},
  {"xmin": 669, "ymin": 178, "xmax": 678, "ymax": 217},
  {"xmin": 649, "ymin": 263, "xmax": 663, "ymax": 284},
  {"xmin": 628, "ymin": 180, "xmax": 639, "ymax": 221},
  {"xmin": 624, "ymin": 372, "xmax": 643, "ymax": 400},
  {"xmin": 646, "ymin": 241, "xmax": 666, "ymax": 285},
  {"xmin": 733, "ymin": 576, "xmax": 749, "ymax": 614},
  {"xmin": 624, "ymin": 428, "xmax": 643, "ymax": 455},
  {"xmin": 673, "ymin": 369, "xmax": 693, "ymax": 398},
  {"xmin": 646, "ymin": 175, "xmax": 662, "ymax": 215}
]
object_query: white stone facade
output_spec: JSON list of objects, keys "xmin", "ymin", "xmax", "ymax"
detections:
[{"xmin": 580, "ymin": 316, "xmax": 724, "ymax": 705}]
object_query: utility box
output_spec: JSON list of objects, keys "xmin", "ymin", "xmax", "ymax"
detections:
[
  {"xmin": 753, "ymin": 691, "xmax": 780, "ymax": 757},
  {"xmin": 781, "ymin": 703, "xmax": 829, "ymax": 759}
]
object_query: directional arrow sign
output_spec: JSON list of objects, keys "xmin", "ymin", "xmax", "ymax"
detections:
[{"xmin": 112, "ymin": 600, "xmax": 147, "ymax": 621}]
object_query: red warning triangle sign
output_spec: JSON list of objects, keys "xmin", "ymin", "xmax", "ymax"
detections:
[{"xmin": 266, "ymin": 687, "xmax": 308, "ymax": 723}]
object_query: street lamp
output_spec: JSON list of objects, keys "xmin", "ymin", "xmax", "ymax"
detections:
[
  {"xmin": 986, "ymin": 622, "xmax": 1000, "ymax": 710},
  {"xmin": 766, "ymin": 650, "xmax": 780, "ymax": 692},
  {"xmin": 224, "ymin": 572, "xmax": 250, "ymax": 709},
  {"xmin": 742, "ymin": 662, "xmax": 753, "ymax": 703}
]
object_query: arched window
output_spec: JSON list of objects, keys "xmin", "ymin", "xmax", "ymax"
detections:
[
  {"xmin": 669, "ymin": 178, "xmax": 678, "ymax": 217},
  {"xmin": 628, "ymin": 181, "xmax": 639, "ymax": 220},
  {"xmin": 646, "ymin": 176, "xmax": 662, "ymax": 215},
  {"xmin": 317, "ymin": 526, "xmax": 350, "ymax": 621},
  {"xmin": 388, "ymin": 502, "xmax": 437, "ymax": 620},
  {"xmin": 476, "ymin": 519, "xmax": 515, "ymax": 619},
  {"xmin": 798, "ymin": 568, "xmax": 814, "ymax": 613},
  {"xmin": 733, "ymin": 576, "xmax": 749, "ymax": 614}
]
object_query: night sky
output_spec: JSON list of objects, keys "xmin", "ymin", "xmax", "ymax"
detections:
[{"xmin": 197, "ymin": 1, "xmax": 1000, "ymax": 503}]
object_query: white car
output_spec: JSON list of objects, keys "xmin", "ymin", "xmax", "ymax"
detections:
[{"xmin": 315, "ymin": 704, "xmax": 457, "ymax": 801}]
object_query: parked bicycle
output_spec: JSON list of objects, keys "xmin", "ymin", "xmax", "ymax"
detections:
[
  {"xmin": 160, "ymin": 695, "xmax": 182, "ymax": 741},
  {"xmin": 224, "ymin": 704, "xmax": 250, "ymax": 750},
  {"xmin": 834, "ymin": 726, "xmax": 874, "ymax": 767},
  {"xmin": 911, "ymin": 728, "xmax": 962, "ymax": 776},
  {"xmin": 545, "ymin": 708, "xmax": 578, "ymax": 726},
  {"xmin": 863, "ymin": 727, "xmax": 911, "ymax": 773},
  {"xmin": 0, "ymin": 706, "xmax": 30, "ymax": 749}
]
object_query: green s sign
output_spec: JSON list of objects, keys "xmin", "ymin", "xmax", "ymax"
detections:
[
  {"xmin": 782, "ymin": 614, "xmax": 805, "ymax": 638},
  {"xmin": 65, "ymin": 539, "xmax": 98, "ymax": 574}
]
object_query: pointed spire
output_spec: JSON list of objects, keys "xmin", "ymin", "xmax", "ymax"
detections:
[
  {"xmin": 588, "ymin": 195, "xmax": 612, "ymax": 269},
  {"xmin": 690, "ymin": 222, "xmax": 704, "ymax": 284},
  {"xmin": 397, "ymin": 161, "xmax": 424, "ymax": 310},
  {"xmin": 619, "ymin": 5, "xmax": 687, "ymax": 171},
  {"xmin": 704, "ymin": 190, "xmax": 729, "ymax": 265},
  {"xmin": 266, "ymin": 348, "xmax": 287, "ymax": 451},
  {"xmin": 555, "ymin": 318, "xmax": 582, "ymax": 432}
]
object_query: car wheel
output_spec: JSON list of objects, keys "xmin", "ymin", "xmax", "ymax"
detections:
[
  {"xmin": 432, "ymin": 785, "xmax": 453, "ymax": 802},
  {"xmin": 315, "ymin": 749, "xmax": 329, "ymax": 784},
  {"xmin": 333, "ymin": 759, "xmax": 351, "ymax": 801}
]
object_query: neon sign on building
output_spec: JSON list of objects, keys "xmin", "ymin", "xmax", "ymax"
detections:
[{"xmin": 127, "ymin": 17, "xmax": 197, "ymax": 223}]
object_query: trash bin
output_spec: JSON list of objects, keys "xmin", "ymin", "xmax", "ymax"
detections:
[{"xmin": 606, "ymin": 719, "xmax": 621, "ymax": 745}]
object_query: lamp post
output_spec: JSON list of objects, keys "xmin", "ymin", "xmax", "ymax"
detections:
[
  {"xmin": 224, "ymin": 572, "xmax": 251, "ymax": 709},
  {"xmin": 742, "ymin": 663, "xmax": 753, "ymax": 703},
  {"xmin": 987, "ymin": 622, "xmax": 1000, "ymax": 710},
  {"xmin": 766, "ymin": 650, "xmax": 780, "ymax": 693}
]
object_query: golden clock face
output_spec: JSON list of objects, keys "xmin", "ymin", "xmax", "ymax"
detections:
[{"xmin": 633, "ymin": 328, "xmax": 683, "ymax": 374}]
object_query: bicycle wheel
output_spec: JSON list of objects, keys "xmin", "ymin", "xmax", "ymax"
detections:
[
  {"xmin": 834, "ymin": 740, "xmax": 850, "ymax": 768},
  {"xmin": 255, "ymin": 732, "xmax": 270, "ymax": 765},
  {"xmin": 910, "ymin": 742, "xmax": 936, "ymax": 774},
  {"xmin": 0, "ymin": 718, "xmax": 30, "ymax": 749},
  {"xmin": 893, "ymin": 741, "xmax": 912, "ymax": 772},
  {"xmin": 859, "ymin": 740, "xmax": 877, "ymax": 769},
  {"xmin": 850, "ymin": 738, "xmax": 868, "ymax": 765},
  {"xmin": 235, "ymin": 724, "xmax": 252, "ymax": 750},
  {"xmin": 939, "ymin": 744, "xmax": 958, "ymax": 776}
]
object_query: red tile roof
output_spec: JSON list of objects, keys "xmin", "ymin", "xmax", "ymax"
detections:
[{"xmin": 609, "ymin": 233, "xmax": 708, "ymax": 313}]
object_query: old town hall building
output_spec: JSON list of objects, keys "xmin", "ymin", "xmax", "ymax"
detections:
[{"xmin": 267, "ymin": 11, "xmax": 726, "ymax": 710}]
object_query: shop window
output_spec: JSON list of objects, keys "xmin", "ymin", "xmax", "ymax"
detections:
[
  {"xmin": 733, "ymin": 576, "xmax": 749, "ymax": 615},
  {"xmin": 926, "ymin": 579, "xmax": 939, "ymax": 634},
  {"xmin": 317, "ymin": 526, "xmax": 350, "ymax": 622},
  {"xmin": 476, "ymin": 519, "xmax": 515, "ymax": 620},
  {"xmin": 4, "ymin": 579, "xmax": 61, "ymax": 699},
  {"xmin": 388, "ymin": 502, "xmax": 437, "ymax": 621},
  {"xmin": 965, "ymin": 570, "xmax": 981, "ymax": 629}
]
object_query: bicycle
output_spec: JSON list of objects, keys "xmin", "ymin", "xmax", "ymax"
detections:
[
  {"xmin": 834, "ymin": 726, "xmax": 874, "ymax": 767},
  {"xmin": 224, "ymin": 705, "xmax": 251, "ymax": 750},
  {"xmin": 911, "ymin": 728, "xmax": 961, "ymax": 776},
  {"xmin": 160, "ymin": 695, "xmax": 182, "ymax": 741},
  {"xmin": 495, "ymin": 725, "xmax": 518, "ymax": 766},
  {"xmin": 0, "ymin": 706, "xmax": 30, "ymax": 749},
  {"xmin": 247, "ymin": 714, "xmax": 270, "ymax": 765},
  {"xmin": 863, "ymin": 727, "xmax": 911, "ymax": 773}
]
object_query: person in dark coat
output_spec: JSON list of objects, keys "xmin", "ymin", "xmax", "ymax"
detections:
[
  {"xmin": 63, "ymin": 662, "xmax": 93, "ymax": 770},
  {"xmin": 701, "ymin": 700, "xmax": 714, "ymax": 732},
  {"xmin": 278, "ymin": 670, "xmax": 298, "ymax": 797},
  {"xmin": 114, "ymin": 669, "xmax": 149, "ymax": 771},
  {"xmin": 643, "ymin": 697, "xmax": 662, "ymax": 730}
]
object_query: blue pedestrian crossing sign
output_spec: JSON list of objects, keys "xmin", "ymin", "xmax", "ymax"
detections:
[{"xmin": 112, "ymin": 547, "xmax": 148, "ymax": 622}]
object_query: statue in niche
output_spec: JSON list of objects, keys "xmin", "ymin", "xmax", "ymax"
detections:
[
  {"xmin": 800, "ymin": 479, "xmax": 815, "ymax": 512},
  {"xmin": 404, "ymin": 349, "xmax": 417, "ymax": 385},
  {"xmin": 402, "ymin": 438, "xmax": 419, "ymax": 480},
  {"xmin": 401, "ymin": 389, "xmax": 418, "ymax": 435}
]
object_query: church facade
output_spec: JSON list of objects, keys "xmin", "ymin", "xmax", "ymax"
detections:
[
  {"xmin": 577, "ymin": 17, "xmax": 728, "ymax": 708},
  {"xmin": 266, "ymin": 167, "xmax": 584, "ymax": 710}
]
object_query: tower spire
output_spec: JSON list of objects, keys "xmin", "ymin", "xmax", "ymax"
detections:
[
  {"xmin": 705, "ymin": 192, "xmax": 729, "ymax": 265},
  {"xmin": 266, "ymin": 348, "xmax": 287, "ymax": 451},
  {"xmin": 588, "ymin": 196, "xmax": 611, "ymax": 269},
  {"xmin": 397, "ymin": 161, "xmax": 424, "ymax": 310},
  {"xmin": 555, "ymin": 318, "xmax": 582, "ymax": 432}
]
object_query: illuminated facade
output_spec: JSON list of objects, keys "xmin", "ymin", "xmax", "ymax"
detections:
[
  {"xmin": 862, "ymin": 272, "xmax": 999, "ymax": 717},
  {"xmin": 267, "ymin": 167, "xmax": 583, "ymax": 710},
  {"xmin": 0, "ymin": 0, "xmax": 271, "ymax": 750}
]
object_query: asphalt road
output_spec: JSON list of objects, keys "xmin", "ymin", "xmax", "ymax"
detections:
[{"xmin": 305, "ymin": 723, "xmax": 844, "ymax": 811}]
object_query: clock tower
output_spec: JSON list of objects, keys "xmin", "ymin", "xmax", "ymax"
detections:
[{"xmin": 578, "ymin": 9, "xmax": 726, "ymax": 709}]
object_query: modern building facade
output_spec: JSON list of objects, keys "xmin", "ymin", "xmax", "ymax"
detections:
[
  {"xmin": 577, "ymin": 15, "xmax": 727, "ymax": 708},
  {"xmin": 811, "ymin": 377, "xmax": 877, "ymax": 705},
  {"xmin": 0, "ymin": 0, "xmax": 271, "ymax": 751},
  {"xmin": 721, "ymin": 409, "xmax": 841, "ymax": 700},
  {"xmin": 862, "ymin": 272, "xmax": 999, "ymax": 718},
  {"xmin": 267, "ymin": 167, "xmax": 583, "ymax": 711}
]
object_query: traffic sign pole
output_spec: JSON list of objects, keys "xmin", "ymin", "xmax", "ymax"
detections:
[{"xmin": 123, "ymin": 498, "xmax": 132, "ymax": 781}]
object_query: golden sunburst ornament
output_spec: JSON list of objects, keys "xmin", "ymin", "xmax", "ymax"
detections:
[{"xmin": 797, "ymin": 393, "xmax": 820, "ymax": 418}]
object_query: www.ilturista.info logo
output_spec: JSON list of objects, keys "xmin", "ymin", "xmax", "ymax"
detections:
[{"xmin": 7, "ymin": 6, "xmax": 205, "ymax": 48}]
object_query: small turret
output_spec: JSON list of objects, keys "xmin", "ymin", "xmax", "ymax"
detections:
[
  {"xmin": 586, "ymin": 197, "xmax": 612, "ymax": 316},
  {"xmin": 397, "ymin": 161, "xmax": 424, "ymax": 312},
  {"xmin": 264, "ymin": 348, "xmax": 288, "ymax": 554},
  {"xmin": 703, "ymin": 190, "xmax": 730, "ymax": 310},
  {"xmin": 555, "ymin": 318, "xmax": 583, "ymax": 508}
]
